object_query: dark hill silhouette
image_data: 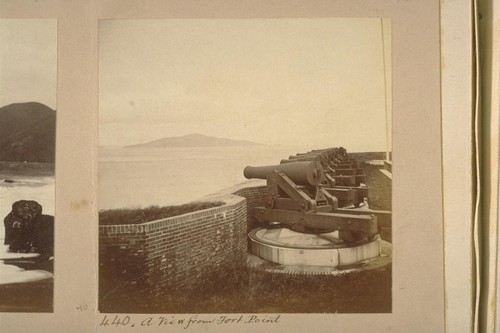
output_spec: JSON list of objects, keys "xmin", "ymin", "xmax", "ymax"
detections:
[
  {"xmin": 126, "ymin": 133, "xmax": 262, "ymax": 148},
  {"xmin": 0, "ymin": 102, "xmax": 56, "ymax": 162}
]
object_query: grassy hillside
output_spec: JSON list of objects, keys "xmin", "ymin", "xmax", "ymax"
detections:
[{"xmin": 0, "ymin": 102, "xmax": 56, "ymax": 162}]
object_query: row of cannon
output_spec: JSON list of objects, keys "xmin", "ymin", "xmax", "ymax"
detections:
[
  {"xmin": 244, "ymin": 147, "xmax": 368, "ymax": 209},
  {"xmin": 280, "ymin": 146, "xmax": 365, "ymax": 186},
  {"xmin": 243, "ymin": 147, "xmax": 388, "ymax": 243}
]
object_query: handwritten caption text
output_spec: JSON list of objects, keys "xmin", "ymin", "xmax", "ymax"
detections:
[{"xmin": 99, "ymin": 314, "xmax": 281, "ymax": 329}]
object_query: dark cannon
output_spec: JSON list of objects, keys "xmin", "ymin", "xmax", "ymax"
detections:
[
  {"xmin": 279, "ymin": 157, "xmax": 366, "ymax": 207},
  {"xmin": 244, "ymin": 161, "xmax": 326, "ymax": 186},
  {"xmin": 243, "ymin": 161, "xmax": 378, "ymax": 242},
  {"xmin": 281, "ymin": 155, "xmax": 322, "ymax": 164},
  {"xmin": 283, "ymin": 149, "xmax": 366, "ymax": 187},
  {"xmin": 311, "ymin": 148, "xmax": 339, "ymax": 154}
]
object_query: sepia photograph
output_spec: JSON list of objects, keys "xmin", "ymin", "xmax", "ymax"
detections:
[
  {"xmin": 98, "ymin": 18, "xmax": 392, "ymax": 314},
  {"xmin": 0, "ymin": 19, "xmax": 56, "ymax": 312}
]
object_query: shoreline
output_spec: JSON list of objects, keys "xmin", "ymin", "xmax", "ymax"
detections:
[{"xmin": 0, "ymin": 161, "xmax": 55, "ymax": 178}]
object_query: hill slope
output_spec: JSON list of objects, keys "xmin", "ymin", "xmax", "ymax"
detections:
[
  {"xmin": 0, "ymin": 102, "xmax": 56, "ymax": 162},
  {"xmin": 126, "ymin": 133, "xmax": 262, "ymax": 148}
]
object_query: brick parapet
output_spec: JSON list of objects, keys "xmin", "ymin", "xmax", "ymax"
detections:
[{"xmin": 99, "ymin": 190, "xmax": 259, "ymax": 310}]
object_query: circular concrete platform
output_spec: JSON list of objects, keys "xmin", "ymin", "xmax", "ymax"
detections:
[{"xmin": 248, "ymin": 227, "xmax": 391, "ymax": 274}]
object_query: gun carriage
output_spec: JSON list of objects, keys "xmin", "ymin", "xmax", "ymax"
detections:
[
  {"xmin": 280, "ymin": 149, "xmax": 367, "ymax": 207},
  {"xmin": 244, "ymin": 146, "xmax": 392, "ymax": 271},
  {"xmin": 243, "ymin": 160, "xmax": 378, "ymax": 243}
]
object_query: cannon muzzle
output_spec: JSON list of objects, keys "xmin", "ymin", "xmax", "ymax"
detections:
[{"xmin": 244, "ymin": 161, "xmax": 325, "ymax": 186}]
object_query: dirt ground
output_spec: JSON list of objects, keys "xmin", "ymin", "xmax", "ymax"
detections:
[
  {"xmin": 0, "ymin": 258, "xmax": 53, "ymax": 312},
  {"xmin": 0, "ymin": 277, "xmax": 53, "ymax": 312}
]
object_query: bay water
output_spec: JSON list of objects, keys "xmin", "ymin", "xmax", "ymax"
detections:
[{"xmin": 98, "ymin": 145, "xmax": 322, "ymax": 210}]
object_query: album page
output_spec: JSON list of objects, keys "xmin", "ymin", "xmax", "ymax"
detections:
[{"xmin": 0, "ymin": 1, "xmax": 460, "ymax": 332}]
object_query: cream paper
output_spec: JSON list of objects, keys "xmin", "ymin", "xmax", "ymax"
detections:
[{"xmin": 0, "ymin": 0, "xmax": 451, "ymax": 332}]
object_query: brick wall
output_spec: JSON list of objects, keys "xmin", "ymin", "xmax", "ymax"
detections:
[
  {"xmin": 99, "ymin": 194, "xmax": 251, "ymax": 311},
  {"xmin": 99, "ymin": 225, "xmax": 150, "ymax": 312},
  {"xmin": 99, "ymin": 179, "xmax": 391, "ymax": 311},
  {"xmin": 233, "ymin": 186, "xmax": 267, "ymax": 232}
]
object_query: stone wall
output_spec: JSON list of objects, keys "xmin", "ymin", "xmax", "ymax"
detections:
[{"xmin": 99, "ymin": 194, "xmax": 249, "ymax": 311}]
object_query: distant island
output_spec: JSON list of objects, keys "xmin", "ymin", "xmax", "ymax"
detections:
[
  {"xmin": 0, "ymin": 102, "xmax": 56, "ymax": 163},
  {"xmin": 125, "ymin": 133, "xmax": 264, "ymax": 148}
]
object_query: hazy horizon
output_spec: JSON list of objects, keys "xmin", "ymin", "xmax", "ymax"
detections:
[
  {"xmin": 98, "ymin": 132, "xmax": 390, "ymax": 153},
  {"xmin": 0, "ymin": 19, "xmax": 57, "ymax": 110},
  {"xmin": 100, "ymin": 18, "xmax": 392, "ymax": 151}
]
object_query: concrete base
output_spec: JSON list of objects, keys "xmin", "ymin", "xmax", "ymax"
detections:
[{"xmin": 248, "ymin": 227, "xmax": 387, "ymax": 271}]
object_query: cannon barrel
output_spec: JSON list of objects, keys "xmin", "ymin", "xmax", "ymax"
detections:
[
  {"xmin": 289, "ymin": 154, "xmax": 329, "ymax": 164},
  {"xmin": 311, "ymin": 148, "xmax": 338, "ymax": 153},
  {"xmin": 290, "ymin": 152, "xmax": 324, "ymax": 159},
  {"xmin": 244, "ymin": 161, "xmax": 325, "ymax": 186},
  {"xmin": 312, "ymin": 149, "xmax": 338, "ymax": 159},
  {"xmin": 281, "ymin": 155, "xmax": 322, "ymax": 163}
]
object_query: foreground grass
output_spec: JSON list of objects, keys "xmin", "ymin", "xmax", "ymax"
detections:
[
  {"xmin": 100, "ymin": 264, "xmax": 391, "ymax": 314},
  {"xmin": 99, "ymin": 201, "xmax": 225, "ymax": 225}
]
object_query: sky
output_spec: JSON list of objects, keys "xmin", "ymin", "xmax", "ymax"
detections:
[
  {"xmin": 99, "ymin": 18, "xmax": 391, "ymax": 150},
  {"xmin": 0, "ymin": 19, "xmax": 57, "ymax": 110}
]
